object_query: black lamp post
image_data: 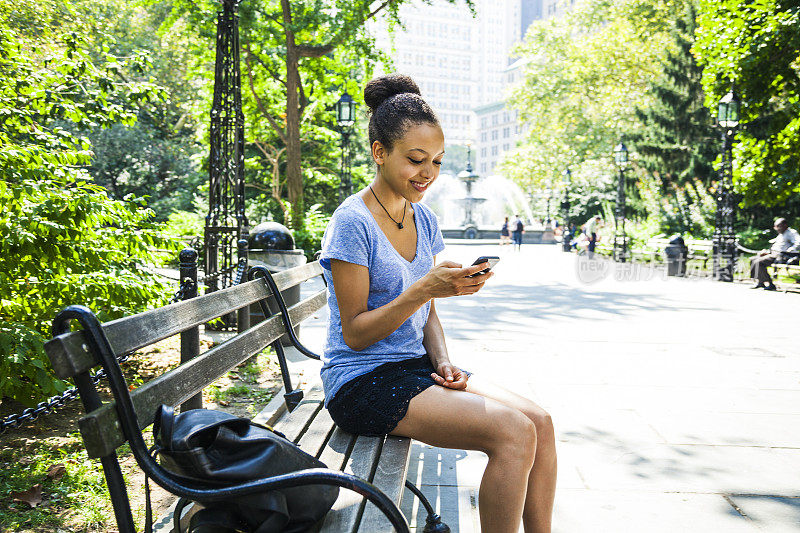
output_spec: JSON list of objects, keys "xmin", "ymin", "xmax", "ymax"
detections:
[
  {"xmin": 335, "ymin": 92, "xmax": 357, "ymax": 202},
  {"xmin": 561, "ymin": 167, "xmax": 572, "ymax": 252},
  {"xmin": 713, "ymin": 87, "xmax": 741, "ymax": 282},
  {"xmin": 613, "ymin": 141, "xmax": 629, "ymax": 262},
  {"xmin": 545, "ymin": 183, "xmax": 553, "ymax": 228}
]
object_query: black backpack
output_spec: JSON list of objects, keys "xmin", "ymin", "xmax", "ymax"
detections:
[
  {"xmin": 151, "ymin": 405, "xmax": 338, "ymax": 533},
  {"xmin": 515, "ymin": 220, "xmax": 524, "ymax": 232}
]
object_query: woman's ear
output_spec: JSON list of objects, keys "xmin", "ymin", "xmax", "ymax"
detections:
[{"xmin": 371, "ymin": 140, "xmax": 386, "ymax": 166}]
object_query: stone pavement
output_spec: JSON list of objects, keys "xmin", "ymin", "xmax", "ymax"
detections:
[{"xmin": 294, "ymin": 242, "xmax": 800, "ymax": 532}]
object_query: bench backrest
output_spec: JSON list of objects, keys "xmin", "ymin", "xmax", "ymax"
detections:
[{"xmin": 44, "ymin": 261, "xmax": 325, "ymax": 459}]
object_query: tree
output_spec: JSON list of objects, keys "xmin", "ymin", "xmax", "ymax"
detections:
[
  {"xmin": 0, "ymin": 4, "xmax": 174, "ymax": 404},
  {"xmin": 630, "ymin": 1, "xmax": 716, "ymax": 189},
  {"xmin": 501, "ymin": 0, "xmax": 684, "ymax": 209},
  {"xmin": 694, "ymin": 0, "xmax": 800, "ymax": 208},
  {"xmin": 167, "ymin": 0, "xmax": 472, "ymax": 228}
]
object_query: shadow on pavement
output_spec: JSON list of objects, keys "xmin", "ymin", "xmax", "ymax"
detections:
[{"xmin": 401, "ymin": 443, "xmax": 471, "ymax": 530}]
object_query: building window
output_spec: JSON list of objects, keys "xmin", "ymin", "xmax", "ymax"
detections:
[
  {"xmin": 503, "ymin": 127, "xmax": 510, "ymax": 138},
  {"xmin": 481, "ymin": 147, "xmax": 487, "ymax": 157},
  {"xmin": 481, "ymin": 117, "xmax": 488, "ymax": 128},
  {"xmin": 491, "ymin": 146, "xmax": 498, "ymax": 156},
  {"xmin": 503, "ymin": 143, "xmax": 510, "ymax": 151},
  {"xmin": 481, "ymin": 132, "xmax": 487, "ymax": 142},
  {"xmin": 491, "ymin": 130, "xmax": 498, "ymax": 140}
]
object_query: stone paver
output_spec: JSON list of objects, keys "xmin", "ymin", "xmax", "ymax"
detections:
[{"xmin": 295, "ymin": 242, "xmax": 800, "ymax": 531}]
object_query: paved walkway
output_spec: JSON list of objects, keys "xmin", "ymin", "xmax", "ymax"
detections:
[{"xmin": 297, "ymin": 242, "xmax": 800, "ymax": 532}]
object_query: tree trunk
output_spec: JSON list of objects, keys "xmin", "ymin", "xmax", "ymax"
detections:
[{"xmin": 281, "ymin": 0, "xmax": 304, "ymax": 229}]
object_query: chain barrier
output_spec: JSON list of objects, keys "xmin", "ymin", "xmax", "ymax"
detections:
[
  {"xmin": 1, "ymin": 260, "xmax": 239, "ymax": 436},
  {"xmin": 0, "ymin": 353, "xmax": 130, "ymax": 437}
]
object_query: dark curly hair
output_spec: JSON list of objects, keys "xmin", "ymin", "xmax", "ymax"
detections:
[{"xmin": 363, "ymin": 74, "xmax": 440, "ymax": 152}]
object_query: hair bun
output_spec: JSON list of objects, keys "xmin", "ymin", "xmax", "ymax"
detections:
[{"xmin": 363, "ymin": 74, "xmax": 421, "ymax": 113}]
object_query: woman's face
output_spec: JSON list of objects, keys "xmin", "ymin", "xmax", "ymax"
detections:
[{"xmin": 372, "ymin": 122, "xmax": 445, "ymax": 202}]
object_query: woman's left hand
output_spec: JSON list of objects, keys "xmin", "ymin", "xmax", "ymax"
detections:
[{"xmin": 431, "ymin": 362, "xmax": 468, "ymax": 390}]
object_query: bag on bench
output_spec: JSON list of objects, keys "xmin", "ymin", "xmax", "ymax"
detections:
[{"xmin": 152, "ymin": 405, "xmax": 338, "ymax": 533}]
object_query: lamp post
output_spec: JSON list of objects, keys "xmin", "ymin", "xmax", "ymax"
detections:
[
  {"xmin": 335, "ymin": 92, "xmax": 357, "ymax": 203},
  {"xmin": 561, "ymin": 167, "xmax": 572, "ymax": 252},
  {"xmin": 545, "ymin": 184, "xmax": 552, "ymax": 228},
  {"xmin": 713, "ymin": 87, "xmax": 741, "ymax": 282},
  {"xmin": 613, "ymin": 141, "xmax": 629, "ymax": 262}
]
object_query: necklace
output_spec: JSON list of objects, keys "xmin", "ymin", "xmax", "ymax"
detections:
[{"xmin": 369, "ymin": 186, "xmax": 406, "ymax": 229}]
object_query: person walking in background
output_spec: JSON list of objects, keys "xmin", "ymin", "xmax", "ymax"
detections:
[
  {"xmin": 750, "ymin": 217, "xmax": 800, "ymax": 290},
  {"xmin": 511, "ymin": 214, "xmax": 524, "ymax": 251},
  {"xmin": 500, "ymin": 216, "xmax": 511, "ymax": 246},
  {"xmin": 583, "ymin": 215, "xmax": 602, "ymax": 258}
]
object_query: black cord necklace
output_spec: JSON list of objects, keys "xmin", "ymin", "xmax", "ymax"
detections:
[{"xmin": 369, "ymin": 186, "xmax": 406, "ymax": 229}]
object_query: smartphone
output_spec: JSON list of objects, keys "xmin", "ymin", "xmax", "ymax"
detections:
[{"xmin": 466, "ymin": 256, "xmax": 500, "ymax": 277}]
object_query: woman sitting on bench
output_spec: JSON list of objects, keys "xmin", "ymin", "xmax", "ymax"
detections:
[{"xmin": 318, "ymin": 74, "xmax": 557, "ymax": 533}]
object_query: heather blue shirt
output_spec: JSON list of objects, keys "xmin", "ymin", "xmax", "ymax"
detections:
[{"xmin": 318, "ymin": 195, "xmax": 445, "ymax": 405}]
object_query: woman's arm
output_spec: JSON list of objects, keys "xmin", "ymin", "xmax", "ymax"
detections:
[
  {"xmin": 331, "ymin": 258, "xmax": 492, "ymax": 351},
  {"xmin": 423, "ymin": 300, "xmax": 468, "ymax": 390}
]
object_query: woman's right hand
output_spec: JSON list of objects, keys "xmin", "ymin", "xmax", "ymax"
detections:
[{"xmin": 418, "ymin": 260, "xmax": 493, "ymax": 299}]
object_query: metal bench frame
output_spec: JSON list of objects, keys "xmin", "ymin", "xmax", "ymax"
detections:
[
  {"xmin": 44, "ymin": 262, "xmax": 410, "ymax": 533},
  {"xmin": 44, "ymin": 259, "xmax": 451, "ymax": 533}
]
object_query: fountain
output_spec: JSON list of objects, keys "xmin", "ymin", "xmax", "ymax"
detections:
[
  {"xmin": 422, "ymin": 157, "xmax": 556, "ymax": 243},
  {"xmin": 453, "ymin": 160, "xmax": 486, "ymax": 239}
]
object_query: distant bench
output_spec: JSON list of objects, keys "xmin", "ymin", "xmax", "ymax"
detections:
[{"xmin": 44, "ymin": 254, "xmax": 448, "ymax": 533}]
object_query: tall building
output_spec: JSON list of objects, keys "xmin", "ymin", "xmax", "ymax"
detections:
[
  {"xmin": 474, "ymin": 57, "xmax": 527, "ymax": 175},
  {"xmin": 370, "ymin": 0, "xmax": 522, "ymax": 144}
]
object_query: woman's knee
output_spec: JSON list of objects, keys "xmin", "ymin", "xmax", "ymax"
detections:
[
  {"xmin": 523, "ymin": 406, "xmax": 557, "ymax": 459},
  {"xmin": 487, "ymin": 407, "xmax": 537, "ymax": 463}
]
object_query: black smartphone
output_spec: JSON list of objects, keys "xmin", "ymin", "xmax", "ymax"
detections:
[{"xmin": 466, "ymin": 256, "xmax": 500, "ymax": 277}]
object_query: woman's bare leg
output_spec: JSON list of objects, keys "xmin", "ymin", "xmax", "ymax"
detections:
[
  {"xmin": 391, "ymin": 385, "xmax": 537, "ymax": 533},
  {"xmin": 466, "ymin": 376, "xmax": 557, "ymax": 533}
]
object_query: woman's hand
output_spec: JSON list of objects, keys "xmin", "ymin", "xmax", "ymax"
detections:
[
  {"xmin": 431, "ymin": 361, "xmax": 468, "ymax": 390},
  {"xmin": 419, "ymin": 261, "xmax": 493, "ymax": 299}
]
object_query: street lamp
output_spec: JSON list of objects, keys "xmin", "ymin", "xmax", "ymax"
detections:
[
  {"xmin": 561, "ymin": 167, "xmax": 572, "ymax": 252},
  {"xmin": 613, "ymin": 141, "xmax": 629, "ymax": 262},
  {"xmin": 713, "ymin": 86, "xmax": 741, "ymax": 282},
  {"xmin": 545, "ymin": 182, "xmax": 553, "ymax": 229},
  {"xmin": 335, "ymin": 92, "xmax": 357, "ymax": 202}
]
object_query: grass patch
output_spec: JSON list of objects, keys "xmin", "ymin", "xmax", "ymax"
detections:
[{"xmin": 0, "ymin": 337, "xmax": 282, "ymax": 531}]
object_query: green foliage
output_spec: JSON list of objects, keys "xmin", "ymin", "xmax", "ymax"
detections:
[
  {"xmin": 502, "ymin": 0, "xmax": 682, "ymax": 196},
  {"xmin": 0, "ymin": 9, "xmax": 176, "ymax": 405},
  {"xmin": 165, "ymin": 209, "xmax": 205, "ymax": 240},
  {"xmin": 694, "ymin": 0, "xmax": 800, "ymax": 207},
  {"xmin": 71, "ymin": 0, "xmax": 206, "ymax": 219},
  {"xmin": 630, "ymin": 2, "xmax": 717, "ymax": 188},
  {"xmin": 293, "ymin": 203, "xmax": 333, "ymax": 260}
]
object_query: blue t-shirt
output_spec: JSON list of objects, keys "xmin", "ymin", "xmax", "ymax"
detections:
[{"xmin": 318, "ymin": 195, "xmax": 446, "ymax": 405}]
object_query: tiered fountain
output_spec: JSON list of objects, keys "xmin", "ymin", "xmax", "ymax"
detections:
[{"xmin": 453, "ymin": 160, "xmax": 486, "ymax": 239}]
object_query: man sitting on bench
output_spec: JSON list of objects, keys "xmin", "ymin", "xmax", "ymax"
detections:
[{"xmin": 750, "ymin": 217, "xmax": 800, "ymax": 290}]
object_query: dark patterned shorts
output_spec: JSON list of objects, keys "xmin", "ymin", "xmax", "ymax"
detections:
[{"xmin": 327, "ymin": 355, "xmax": 469, "ymax": 437}]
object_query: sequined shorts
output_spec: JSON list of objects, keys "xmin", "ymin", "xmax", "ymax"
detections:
[{"xmin": 326, "ymin": 355, "xmax": 444, "ymax": 437}]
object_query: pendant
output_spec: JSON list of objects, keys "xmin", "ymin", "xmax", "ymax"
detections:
[{"xmin": 398, "ymin": 223, "xmax": 404, "ymax": 229}]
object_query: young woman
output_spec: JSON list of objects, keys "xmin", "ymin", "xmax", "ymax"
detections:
[{"xmin": 318, "ymin": 74, "xmax": 556, "ymax": 533}]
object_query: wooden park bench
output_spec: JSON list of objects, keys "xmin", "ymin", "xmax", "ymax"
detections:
[{"xmin": 43, "ymin": 249, "xmax": 449, "ymax": 533}]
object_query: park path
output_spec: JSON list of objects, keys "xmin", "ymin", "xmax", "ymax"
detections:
[{"xmin": 297, "ymin": 241, "xmax": 800, "ymax": 532}]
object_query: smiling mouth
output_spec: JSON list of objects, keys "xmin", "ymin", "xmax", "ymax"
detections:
[{"xmin": 411, "ymin": 180, "xmax": 431, "ymax": 193}]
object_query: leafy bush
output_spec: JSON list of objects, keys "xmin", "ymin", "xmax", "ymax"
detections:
[
  {"xmin": 293, "ymin": 204, "xmax": 332, "ymax": 261},
  {"xmin": 0, "ymin": 19, "xmax": 175, "ymax": 405}
]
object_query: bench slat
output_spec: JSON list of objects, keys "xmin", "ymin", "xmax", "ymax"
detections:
[
  {"xmin": 272, "ymin": 386, "xmax": 325, "ymax": 443},
  {"xmin": 45, "ymin": 262, "xmax": 324, "ymax": 380},
  {"xmin": 356, "ymin": 435, "xmax": 411, "ymax": 532},
  {"xmin": 77, "ymin": 290, "xmax": 326, "ymax": 458},
  {"xmin": 297, "ymin": 409, "xmax": 336, "ymax": 460},
  {"xmin": 319, "ymin": 435, "xmax": 383, "ymax": 533}
]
